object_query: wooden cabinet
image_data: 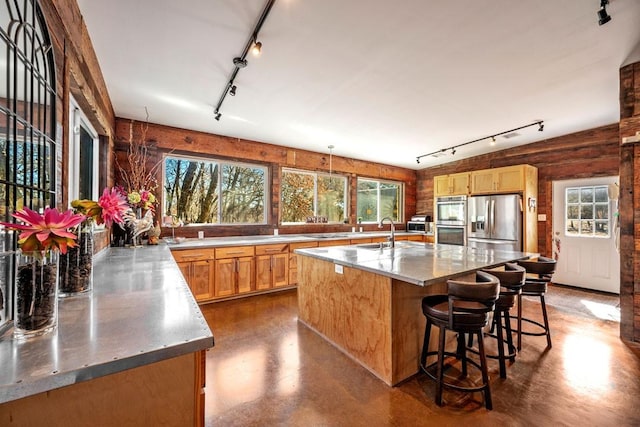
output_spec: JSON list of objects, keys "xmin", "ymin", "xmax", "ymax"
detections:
[
  {"xmin": 318, "ymin": 239, "xmax": 350, "ymax": 247},
  {"xmin": 470, "ymin": 165, "xmax": 528, "ymax": 194},
  {"xmin": 424, "ymin": 235, "xmax": 435, "ymax": 244},
  {"xmin": 404, "ymin": 234, "xmax": 424, "ymax": 242},
  {"xmin": 255, "ymin": 243, "xmax": 289, "ymax": 290},
  {"xmin": 215, "ymin": 246, "xmax": 255, "ymax": 297},
  {"xmin": 289, "ymin": 242, "xmax": 318, "ymax": 285},
  {"xmin": 434, "ymin": 172, "xmax": 469, "ymax": 196},
  {"xmin": 172, "ymin": 249, "xmax": 215, "ymax": 301}
]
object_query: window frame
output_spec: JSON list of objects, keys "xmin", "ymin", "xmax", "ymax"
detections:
[
  {"xmin": 564, "ymin": 185, "xmax": 610, "ymax": 238},
  {"xmin": 163, "ymin": 153, "xmax": 269, "ymax": 226},
  {"xmin": 280, "ymin": 167, "xmax": 349, "ymax": 225},
  {"xmin": 68, "ymin": 95, "xmax": 99, "ymax": 202},
  {"xmin": 356, "ymin": 177, "xmax": 404, "ymax": 224}
]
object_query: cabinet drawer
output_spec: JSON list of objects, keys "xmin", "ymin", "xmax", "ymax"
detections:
[
  {"xmin": 289, "ymin": 241, "xmax": 319, "ymax": 251},
  {"xmin": 255, "ymin": 243, "xmax": 288, "ymax": 255},
  {"xmin": 215, "ymin": 246, "xmax": 255, "ymax": 259},
  {"xmin": 171, "ymin": 248, "xmax": 215, "ymax": 262},
  {"xmin": 318, "ymin": 239, "xmax": 350, "ymax": 247}
]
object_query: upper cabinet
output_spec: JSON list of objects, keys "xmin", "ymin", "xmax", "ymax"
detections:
[
  {"xmin": 434, "ymin": 172, "xmax": 469, "ymax": 196},
  {"xmin": 470, "ymin": 165, "xmax": 529, "ymax": 194}
]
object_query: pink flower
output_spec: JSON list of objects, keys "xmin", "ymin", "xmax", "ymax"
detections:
[
  {"xmin": 0, "ymin": 207, "xmax": 86, "ymax": 254},
  {"xmin": 98, "ymin": 187, "xmax": 130, "ymax": 227}
]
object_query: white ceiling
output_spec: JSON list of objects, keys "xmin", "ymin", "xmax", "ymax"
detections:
[{"xmin": 76, "ymin": 0, "xmax": 640, "ymax": 170}]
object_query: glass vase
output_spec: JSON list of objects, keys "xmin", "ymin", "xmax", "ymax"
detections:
[
  {"xmin": 59, "ymin": 219, "xmax": 94, "ymax": 297},
  {"xmin": 14, "ymin": 250, "xmax": 59, "ymax": 338}
]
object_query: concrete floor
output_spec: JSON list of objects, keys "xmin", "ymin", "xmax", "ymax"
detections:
[{"xmin": 201, "ymin": 285, "xmax": 640, "ymax": 427}]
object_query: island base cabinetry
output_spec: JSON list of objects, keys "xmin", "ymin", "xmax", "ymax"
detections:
[
  {"xmin": 0, "ymin": 351, "xmax": 206, "ymax": 426},
  {"xmin": 297, "ymin": 256, "xmax": 447, "ymax": 386}
]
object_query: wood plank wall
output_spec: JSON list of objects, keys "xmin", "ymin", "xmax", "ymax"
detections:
[
  {"xmin": 416, "ymin": 124, "xmax": 620, "ymax": 257},
  {"xmin": 41, "ymin": 0, "xmax": 117, "ymax": 252},
  {"xmin": 113, "ymin": 118, "xmax": 417, "ymax": 238},
  {"xmin": 619, "ymin": 61, "xmax": 640, "ymax": 343}
]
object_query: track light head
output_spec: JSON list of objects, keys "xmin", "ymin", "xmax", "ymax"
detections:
[
  {"xmin": 451, "ymin": 148, "xmax": 456, "ymax": 155},
  {"xmin": 416, "ymin": 158, "xmax": 420, "ymax": 164},
  {"xmin": 233, "ymin": 57, "xmax": 248, "ymax": 68},
  {"xmin": 538, "ymin": 122, "xmax": 544, "ymax": 132},
  {"xmin": 490, "ymin": 136, "xmax": 496, "ymax": 146},
  {"xmin": 215, "ymin": 112, "xmax": 221, "ymax": 121},
  {"xmin": 230, "ymin": 85, "xmax": 237, "ymax": 96},
  {"xmin": 252, "ymin": 41, "xmax": 262, "ymax": 56},
  {"xmin": 598, "ymin": 0, "xmax": 611, "ymax": 25}
]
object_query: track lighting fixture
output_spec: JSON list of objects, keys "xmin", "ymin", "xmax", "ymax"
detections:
[
  {"xmin": 252, "ymin": 41, "xmax": 262, "ymax": 56},
  {"xmin": 415, "ymin": 120, "xmax": 544, "ymax": 165},
  {"xmin": 213, "ymin": 0, "xmax": 276, "ymax": 122},
  {"xmin": 598, "ymin": 0, "xmax": 611, "ymax": 26}
]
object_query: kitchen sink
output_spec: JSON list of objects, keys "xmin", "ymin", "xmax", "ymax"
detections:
[{"xmin": 357, "ymin": 241, "xmax": 423, "ymax": 250}]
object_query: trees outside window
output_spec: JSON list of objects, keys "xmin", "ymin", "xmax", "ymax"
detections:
[
  {"xmin": 565, "ymin": 185, "xmax": 609, "ymax": 237},
  {"xmin": 356, "ymin": 178, "xmax": 402, "ymax": 223},
  {"xmin": 164, "ymin": 155, "xmax": 267, "ymax": 224},
  {"xmin": 281, "ymin": 169, "xmax": 347, "ymax": 223}
]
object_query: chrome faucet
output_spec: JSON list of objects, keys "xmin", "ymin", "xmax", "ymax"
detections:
[{"xmin": 378, "ymin": 217, "xmax": 395, "ymax": 248}]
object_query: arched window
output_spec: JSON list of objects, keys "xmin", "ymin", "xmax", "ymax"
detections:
[{"xmin": 0, "ymin": 0, "xmax": 57, "ymax": 330}]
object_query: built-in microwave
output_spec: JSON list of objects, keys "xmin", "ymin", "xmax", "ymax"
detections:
[
  {"xmin": 407, "ymin": 215, "xmax": 434, "ymax": 233},
  {"xmin": 435, "ymin": 195, "xmax": 467, "ymax": 226}
]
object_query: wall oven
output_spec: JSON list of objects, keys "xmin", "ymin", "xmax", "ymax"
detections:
[
  {"xmin": 436, "ymin": 225, "xmax": 466, "ymax": 246},
  {"xmin": 435, "ymin": 195, "xmax": 467, "ymax": 225},
  {"xmin": 435, "ymin": 195, "xmax": 466, "ymax": 245}
]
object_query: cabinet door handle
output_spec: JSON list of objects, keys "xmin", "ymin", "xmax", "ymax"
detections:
[
  {"xmin": 182, "ymin": 253, "xmax": 205, "ymax": 259},
  {"xmin": 226, "ymin": 251, "xmax": 246, "ymax": 255},
  {"xmin": 264, "ymin": 248, "xmax": 281, "ymax": 253}
]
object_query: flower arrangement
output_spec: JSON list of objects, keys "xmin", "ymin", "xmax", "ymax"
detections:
[
  {"xmin": 0, "ymin": 207, "xmax": 86, "ymax": 254},
  {"xmin": 71, "ymin": 187, "xmax": 130, "ymax": 228},
  {"xmin": 127, "ymin": 189, "xmax": 156, "ymax": 212}
]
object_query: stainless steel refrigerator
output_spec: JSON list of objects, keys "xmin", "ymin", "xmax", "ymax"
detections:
[{"xmin": 467, "ymin": 194, "xmax": 522, "ymax": 252}]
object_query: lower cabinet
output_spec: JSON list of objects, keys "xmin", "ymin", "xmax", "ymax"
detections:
[
  {"xmin": 215, "ymin": 246, "xmax": 255, "ymax": 298},
  {"xmin": 255, "ymin": 243, "xmax": 289, "ymax": 290},
  {"xmin": 172, "ymin": 249, "xmax": 215, "ymax": 301},
  {"xmin": 289, "ymin": 241, "xmax": 319, "ymax": 285}
]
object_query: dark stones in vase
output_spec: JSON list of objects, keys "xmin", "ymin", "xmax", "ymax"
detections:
[
  {"xmin": 15, "ymin": 261, "xmax": 57, "ymax": 331},
  {"xmin": 59, "ymin": 230, "xmax": 93, "ymax": 295}
]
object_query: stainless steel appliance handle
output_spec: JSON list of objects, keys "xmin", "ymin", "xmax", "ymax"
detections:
[{"xmin": 491, "ymin": 199, "xmax": 496, "ymax": 235}]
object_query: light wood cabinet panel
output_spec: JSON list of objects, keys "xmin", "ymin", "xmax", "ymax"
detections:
[
  {"xmin": 434, "ymin": 172, "xmax": 469, "ymax": 196},
  {"xmin": 289, "ymin": 242, "xmax": 319, "ymax": 285},
  {"xmin": 215, "ymin": 246, "xmax": 254, "ymax": 259},
  {"xmin": 350, "ymin": 237, "xmax": 372, "ymax": 244},
  {"xmin": 236, "ymin": 257, "xmax": 255, "ymax": 294},
  {"xmin": 214, "ymin": 258, "xmax": 235, "ymax": 298},
  {"xmin": 191, "ymin": 260, "xmax": 214, "ymax": 301},
  {"xmin": 405, "ymin": 234, "xmax": 424, "ymax": 242},
  {"xmin": 271, "ymin": 253, "xmax": 289, "ymax": 288},
  {"xmin": 470, "ymin": 165, "xmax": 526, "ymax": 194},
  {"xmin": 424, "ymin": 235, "xmax": 435, "ymax": 244}
]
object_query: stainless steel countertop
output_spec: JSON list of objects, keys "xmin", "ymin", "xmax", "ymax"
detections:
[
  {"xmin": 168, "ymin": 231, "xmax": 433, "ymax": 250},
  {"xmin": 0, "ymin": 245, "xmax": 214, "ymax": 404},
  {"xmin": 295, "ymin": 241, "xmax": 534, "ymax": 286}
]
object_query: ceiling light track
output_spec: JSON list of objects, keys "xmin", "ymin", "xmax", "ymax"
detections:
[
  {"xmin": 213, "ymin": 0, "xmax": 276, "ymax": 121},
  {"xmin": 415, "ymin": 120, "xmax": 544, "ymax": 164}
]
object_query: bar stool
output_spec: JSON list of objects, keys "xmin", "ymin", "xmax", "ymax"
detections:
[
  {"xmin": 516, "ymin": 256, "xmax": 557, "ymax": 350},
  {"xmin": 479, "ymin": 263, "xmax": 526, "ymax": 379},
  {"xmin": 420, "ymin": 271, "xmax": 500, "ymax": 410}
]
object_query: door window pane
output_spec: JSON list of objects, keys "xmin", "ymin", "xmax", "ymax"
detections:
[{"xmin": 565, "ymin": 186, "xmax": 610, "ymax": 238}]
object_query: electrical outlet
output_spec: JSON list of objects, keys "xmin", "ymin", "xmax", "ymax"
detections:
[{"xmin": 335, "ymin": 264, "xmax": 344, "ymax": 274}]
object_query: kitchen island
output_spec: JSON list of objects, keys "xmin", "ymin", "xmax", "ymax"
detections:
[
  {"xmin": 295, "ymin": 241, "xmax": 532, "ymax": 385},
  {"xmin": 0, "ymin": 245, "xmax": 214, "ymax": 426}
]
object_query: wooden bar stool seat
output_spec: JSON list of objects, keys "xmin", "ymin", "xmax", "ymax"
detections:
[
  {"xmin": 419, "ymin": 271, "xmax": 500, "ymax": 410},
  {"xmin": 515, "ymin": 256, "xmax": 557, "ymax": 350}
]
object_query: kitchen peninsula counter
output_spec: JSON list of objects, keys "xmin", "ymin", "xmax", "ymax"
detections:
[
  {"xmin": 295, "ymin": 242, "xmax": 532, "ymax": 385},
  {"xmin": 0, "ymin": 245, "xmax": 214, "ymax": 425}
]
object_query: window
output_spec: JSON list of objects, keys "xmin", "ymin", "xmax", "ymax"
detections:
[
  {"xmin": 281, "ymin": 169, "xmax": 347, "ymax": 224},
  {"xmin": 356, "ymin": 178, "xmax": 402, "ymax": 223},
  {"xmin": 68, "ymin": 96, "xmax": 99, "ymax": 201},
  {"xmin": 565, "ymin": 185, "xmax": 609, "ymax": 237},
  {"xmin": 1, "ymin": 0, "xmax": 57, "ymax": 331},
  {"xmin": 164, "ymin": 155, "xmax": 267, "ymax": 224}
]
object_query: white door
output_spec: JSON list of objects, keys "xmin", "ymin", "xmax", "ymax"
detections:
[{"xmin": 552, "ymin": 177, "xmax": 619, "ymax": 294}]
